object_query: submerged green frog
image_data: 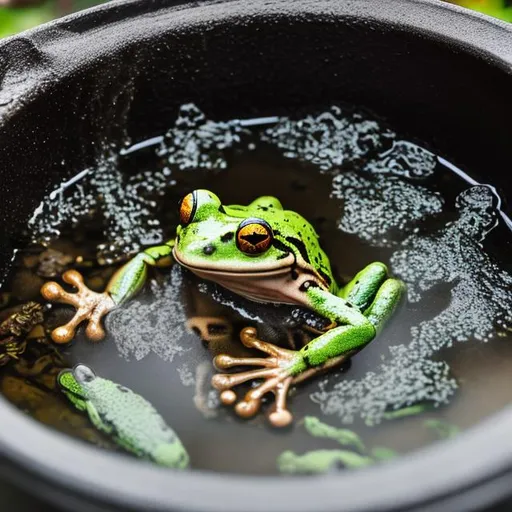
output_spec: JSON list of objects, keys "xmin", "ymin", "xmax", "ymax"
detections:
[
  {"xmin": 58, "ymin": 364, "xmax": 189, "ymax": 468},
  {"xmin": 42, "ymin": 190, "xmax": 404, "ymax": 427}
]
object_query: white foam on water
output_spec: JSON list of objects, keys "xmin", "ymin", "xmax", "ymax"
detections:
[
  {"xmin": 157, "ymin": 103, "xmax": 250, "ymax": 171},
  {"xmin": 363, "ymin": 141, "xmax": 437, "ymax": 179},
  {"xmin": 332, "ymin": 173, "xmax": 443, "ymax": 247},
  {"xmin": 89, "ymin": 157, "xmax": 163, "ymax": 257},
  {"xmin": 263, "ymin": 106, "xmax": 440, "ymax": 247},
  {"xmin": 27, "ymin": 102, "xmax": 511, "ymax": 427},
  {"xmin": 311, "ymin": 186, "xmax": 511, "ymax": 425},
  {"xmin": 106, "ymin": 265, "xmax": 190, "ymax": 362},
  {"xmin": 29, "ymin": 154, "xmax": 163, "ymax": 261},
  {"xmin": 177, "ymin": 363, "xmax": 195, "ymax": 387},
  {"xmin": 392, "ymin": 185, "xmax": 511, "ymax": 344},
  {"xmin": 262, "ymin": 106, "xmax": 395, "ymax": 171}
]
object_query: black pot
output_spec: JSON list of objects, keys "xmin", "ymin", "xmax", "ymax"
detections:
[{"xmin": 0, "ymin": 0, "xmax": 511, "ymax": 510}]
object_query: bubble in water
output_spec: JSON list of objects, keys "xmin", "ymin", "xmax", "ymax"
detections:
[
  {"xmin": 157, "ymin": 103, "xmax": 250, "ymax": 171},
  {"xmin": 310, "ymin": 186, "xmax": 511, "ymax": 425},
  {"xmin": 332, "ymin": 173, "xmax": 443, "ymax": 247},
  {"xmin": 106, "ymin": 265, "xmax": 190, "ymax": 362},
  {"xmin": 262, "ymin": 106, "xmax": 395, "ymax": 171},
  {"xmin": 29, "ymin": 179, "xmax": 92, "ymax": 242}
]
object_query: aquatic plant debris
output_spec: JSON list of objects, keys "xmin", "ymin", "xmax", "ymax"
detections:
[
  {"xmin": 278, "ymin": 416, "xmax": 395, "ymax": 474},
  {"xmin": 424, "ymin": 419, "xmax": 460, "ymax": 440},
  {"xmin": 157, "ymin": 103, "xmax": 250, "ymax": 171},
  {"xmin": 278, "ymin": 449, "xmax": 373, "ymax": 474},
  {"xmin": 302, "ymin": 415, "xmax": 365, "ymax": 452},
  {"xmin": 0, "ymin": 302, "xmax": 44, "ymax": 366},
  {"xmin": 311, "ymin": 185, "xmax": 512, "ymax": 425},
  {"xmin": 106, "ymin": 266, "xmax": 189, "ymax": 362}
]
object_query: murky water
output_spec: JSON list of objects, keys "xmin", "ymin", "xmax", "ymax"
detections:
[{"xmin": 1, "ymin": 104, "xmax": 511, "ymax": 475}]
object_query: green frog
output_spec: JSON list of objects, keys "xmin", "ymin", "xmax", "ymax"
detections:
[
  {"xmin": 42, "ymin": 190, "xmax": 404, "ymax": 427},
  {"xmin": 58, "ymin": 364, "xmax": 189, "ymax": 468}
]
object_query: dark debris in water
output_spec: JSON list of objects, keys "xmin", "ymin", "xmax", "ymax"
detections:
[{"xmin": 0, "ymin": 301, "xmax": 44, "ymax": 366}]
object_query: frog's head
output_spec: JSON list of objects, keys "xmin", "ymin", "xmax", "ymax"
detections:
[
  {"xmin": 173, "ymin": 189, "xmax": 294, "ymax": 273},
  {"xmin": 57, "ymin": 364, "xmax": 96, "ymax": 411},
  {"xmin": 173, "ymin": 189, "xmax": 335, "ymax": 304}
]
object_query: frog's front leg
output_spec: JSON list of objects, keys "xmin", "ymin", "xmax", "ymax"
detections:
[
  {"xmin": 212, "ymin": 288, "xmax": 378, "ymax": 428},
  {"xmin": 41, "ymin": 241, "xmax": 174, "ymax": 343}
]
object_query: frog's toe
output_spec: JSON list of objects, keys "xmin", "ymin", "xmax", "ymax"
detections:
[
  {"xmin": 211, "ymin": 327, "xmax": 297, "ymax": 427},
  {"xmin": 41, "ymin": 281, "xmax": 65, "ymax": 301},
  {"xmin": 85, "ymin": 319, "xmax": 106, "ymax": 342},
  {"xmin": 268, "ymin": 407, "xmax": 293, "ymax": 428},
  {"xmin": 41, "ymin": 280, "xmax": 81, "ymax": 306},
  {"xmin": 51, "ymin": 324, "xmax": 78, "ymax": 344},
  {"xmin": 213, "ymin": 355, "xmax": 276, "ymax": 369},
  {"xmin": 239, "ymin": 327, "xmax": 294, "ymax": 358},
  {"xmin": 235, "ymin": 398, "xmax": 261, "ymax": 418},
  {"xmin": 217, "ymin": 372, "xmax": 294, "ymax": 427},
  {"xmin": 268, "ymin": 376, "xmax": 294, "ymax": 427},
  {"xmin": 219, "ymin": 389, "xmax": 237, "ymax": 405}
]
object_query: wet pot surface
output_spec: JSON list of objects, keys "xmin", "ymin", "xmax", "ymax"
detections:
[{"xmin": 0, "ymin": 1, "xmax": 512, "ymax": 511}]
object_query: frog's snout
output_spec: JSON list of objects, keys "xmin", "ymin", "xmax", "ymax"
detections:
[
  {"xmin": 73, "ymin": 364, "xmax": 96, "ymax": 384},
  {"xmin": 203, "ymin": 244, "xmax": 216, "ymax": 256}
]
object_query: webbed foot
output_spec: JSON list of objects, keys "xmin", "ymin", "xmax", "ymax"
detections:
[
  {"xmin": 41, "ymin": 270, "xmax": 115, "ymax": 343},
  {"xmin": 211, "ymin": 327, "xmax": 300, "ymax": 428}
]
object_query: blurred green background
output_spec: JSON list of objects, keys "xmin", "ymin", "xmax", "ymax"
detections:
[{"xmin": 0, "ymin": 0, "xmax": 511, "ymax": 38}]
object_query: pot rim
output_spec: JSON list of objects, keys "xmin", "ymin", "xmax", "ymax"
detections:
[{"xmin": 1, "ymin": 1, "xmax": 512, "ymax": 511}]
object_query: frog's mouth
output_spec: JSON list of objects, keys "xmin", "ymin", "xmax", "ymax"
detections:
[{"xmin": 173, "ymin": 248, "xmax": 319, "ymax": 306}]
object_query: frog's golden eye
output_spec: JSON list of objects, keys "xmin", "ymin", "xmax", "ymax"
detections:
[
  {"xmin": 179, "ymin": 191, "xmax": 197, "ymax": 225},
  {"xmin": 236, "ymin": 218, "xmax": 273, "ymax": 255}
]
